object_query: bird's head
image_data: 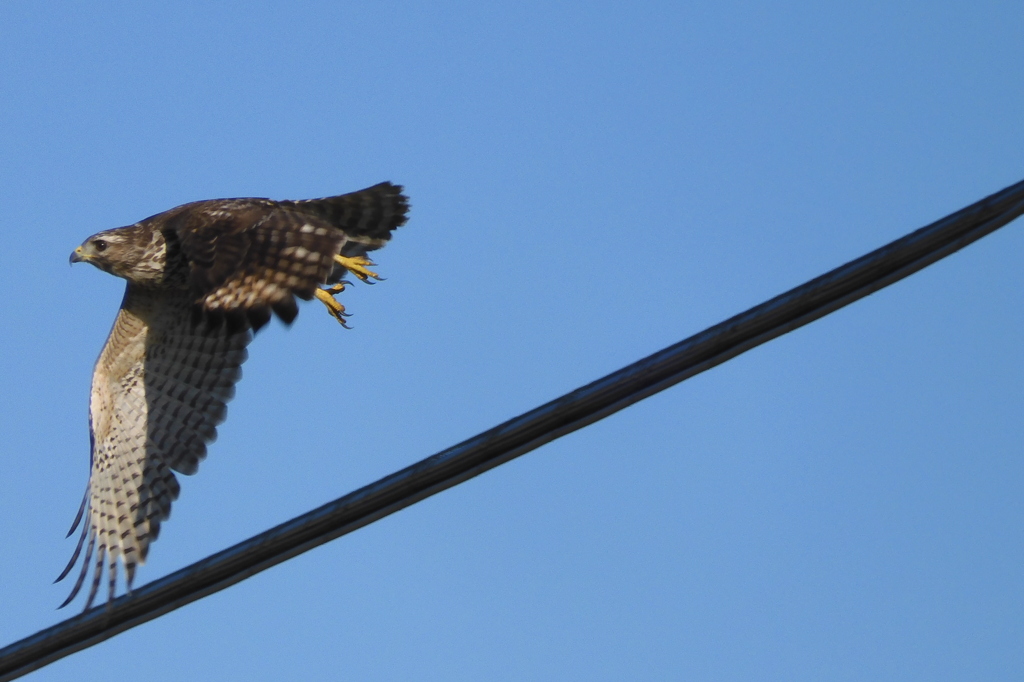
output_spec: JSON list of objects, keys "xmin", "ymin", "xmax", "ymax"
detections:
[
  {"xmin": 70, "ymin": 230, "xmax": 131, "ymax": 276},
  {"xmin": 70, "ymin": 227, "xmax": 165, "ymax": 283}
]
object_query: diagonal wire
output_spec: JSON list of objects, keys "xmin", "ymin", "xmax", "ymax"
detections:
[{"xmin": 2, "ymin": 177, "xmax": 1024, "ymax": 681}]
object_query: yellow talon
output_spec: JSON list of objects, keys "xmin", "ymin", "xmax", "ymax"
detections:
[
  {"xmin": 334, "ymin": 255, "xmax": 382, "ymax": 283},
  {"xmin": 314, "ymin": 288, "xmax": 351, "ymax": 328},
  {"xmin": 316, "ymin": 257, "xmax": 384, "ymax": 328}
]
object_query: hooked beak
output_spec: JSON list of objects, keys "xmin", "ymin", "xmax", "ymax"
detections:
[{"xmin": 70, "ymin": 246, "xmax": 86, "ymax": 264}]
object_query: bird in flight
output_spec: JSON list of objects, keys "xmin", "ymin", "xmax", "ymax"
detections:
[{"xmin": 60, "ymin": 182, "xmax": 410, "ymax": 610}]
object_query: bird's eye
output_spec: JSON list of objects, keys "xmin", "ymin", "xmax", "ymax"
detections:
[{"xmin": 94, "ymin": 239, "xmax": 108, "ymax": 252}]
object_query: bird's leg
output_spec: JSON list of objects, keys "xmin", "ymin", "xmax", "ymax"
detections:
[
  {"xmin": 314, "ymin": 285, "xmax": 352, "ymax": 328},
  {"xmin": 315, "ymin": 256, "xmax": 385, "ymax": 327},
  {"xmin": 334, "ymin": 255, "xmax": 383, "ymax": 283}
]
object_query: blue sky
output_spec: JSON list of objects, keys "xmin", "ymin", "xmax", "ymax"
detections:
[{"xmin": 1, "ymin": 2, "xmax": 1022, "ymax": 679}]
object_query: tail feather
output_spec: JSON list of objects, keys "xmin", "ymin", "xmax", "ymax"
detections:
[{"xmin": 280, "ymin": 182, "xmax": 410, "ymax": 246}]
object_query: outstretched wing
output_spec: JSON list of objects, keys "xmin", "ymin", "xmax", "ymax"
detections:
[
  {"xmin": 171, "ymin": 182, "xmax": 409, "ymax": 331},
  {"xmin": 58, "ymin": 285, "xmax": 250, "ymax": 610},
  {"xmin": 173, "ymin": 202, "xmax": 345, "ymax": 331}
]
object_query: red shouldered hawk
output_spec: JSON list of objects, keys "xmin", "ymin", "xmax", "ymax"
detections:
[{"xmin": 60, "ymin": 182, "xmax": 409, "ymax": 610}]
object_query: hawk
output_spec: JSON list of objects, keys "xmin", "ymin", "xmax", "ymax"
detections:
[{"xmin": 59, "ymin": 182, "xmax": 409, "ymax": 610}]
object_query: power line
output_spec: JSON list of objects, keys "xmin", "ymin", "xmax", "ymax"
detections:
[{"xmin": 2, "ymin": 177, "xmax": 1023, "ymax": 680}]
